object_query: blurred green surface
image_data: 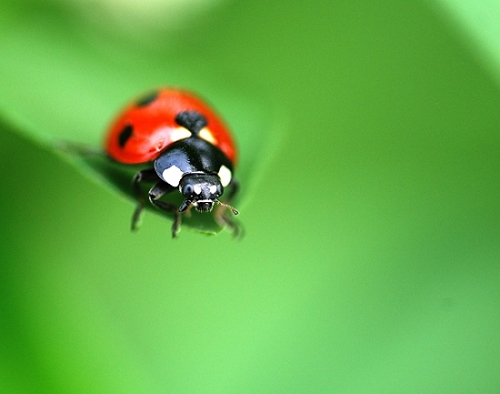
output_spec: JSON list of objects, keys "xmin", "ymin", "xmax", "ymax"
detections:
[{"xmin": 1, "ymin": 0, "xmax": 500, "ymax": 393}]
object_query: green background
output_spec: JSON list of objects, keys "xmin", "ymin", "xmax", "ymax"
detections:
[{"xmin": 1, "ymin": 0, "xmax": 500, "ymax": 393}]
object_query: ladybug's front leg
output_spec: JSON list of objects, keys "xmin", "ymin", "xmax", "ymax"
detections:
[
  {"xmin": 216, "ymin": 178, "xmax": 242, "ymax": 238},
  {"xmin": 148, "ymin": 182, "xmax": 181, "ymax": 238}
]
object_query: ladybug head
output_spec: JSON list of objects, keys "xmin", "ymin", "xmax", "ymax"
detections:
[{"xmin": 178, "ymin": 173, "xmax": 227, "ymax": 213}]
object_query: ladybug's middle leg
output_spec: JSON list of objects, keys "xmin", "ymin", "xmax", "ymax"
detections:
[
  {"xmin": 131, "ymin": 169, "xmax": 159, "ymax": 231},
  {"xmin": 148, "ymin": 181, "xmax": 181, "ymax": 238}
]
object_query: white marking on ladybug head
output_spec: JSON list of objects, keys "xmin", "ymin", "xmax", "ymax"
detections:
[
  {"xmin": 218, "ymin": 165, "xmax": 232, "ymax": 187},
  {"xmin": 199, "ymin": 127, "xmax": 216, "ymax": 144},
  {"xmin": 170, "ymin": 127, "xmax": 192, "ymax": 142},
  {"xmin": 194, "ymin": 184, "xmax": 202, "ymax": 195},
  {"xmin": 209, "ymin": 185, "xmax": 217, "ymax": 194},
  {"xmin": 162, "ymin": 165, "xmax": 184, "ymax": 187}
]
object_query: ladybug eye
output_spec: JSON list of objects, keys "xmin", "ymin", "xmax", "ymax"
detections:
[{"xmin": 182, "ymin": 184, "xmax": 193, "ymax": 196}]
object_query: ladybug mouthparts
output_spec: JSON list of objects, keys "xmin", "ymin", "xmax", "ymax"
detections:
[{"xmin": 194, "ymin": 200, "xmax": 215, "ymax": 212}]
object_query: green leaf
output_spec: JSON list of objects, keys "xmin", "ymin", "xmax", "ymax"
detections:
[{"xmin": 3, "ymin": 0, "xmax": 500, "ymax": 393}]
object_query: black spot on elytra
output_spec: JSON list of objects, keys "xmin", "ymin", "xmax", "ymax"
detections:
[
  {"xmin": 118, "ymin": 125, "xmax": 133, "ymax": 148},
  {"xmin": 175, "ymin": 111, "xmax": 208, "ymax": 135},
  {"xmin": 136, "ymin": 91, "xmax": 159, "ymax": 107}
]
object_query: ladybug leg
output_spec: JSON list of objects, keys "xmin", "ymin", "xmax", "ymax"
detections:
[
  {"xmin": 148, "ymin": 182, "xmax": 181, "ymax": 238},
  {"xmin": 216, "ymin": 179, "xmax": 243, "ymax": 238},
  {"xmin": 217, "ymin": 214, "xmax": 242, "ymax": 238},
  {"xmin": 131, "ymin": 169, "xmax": 158, "ymax": 231}
]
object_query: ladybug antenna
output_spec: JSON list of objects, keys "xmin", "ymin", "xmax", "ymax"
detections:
[{"xmin": 216, "ymin": 200, "xmax": 239, "ymax": 216}]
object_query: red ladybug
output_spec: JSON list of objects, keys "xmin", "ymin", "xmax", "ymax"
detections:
[{"xmin": 105, "ymin": 88, "xmax": 239, "ymax": 238}]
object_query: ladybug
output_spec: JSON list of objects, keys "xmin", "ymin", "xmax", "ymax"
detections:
[{"xmin": 105, "ymin": 88, "xmax": 239, "ymax": 238}]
